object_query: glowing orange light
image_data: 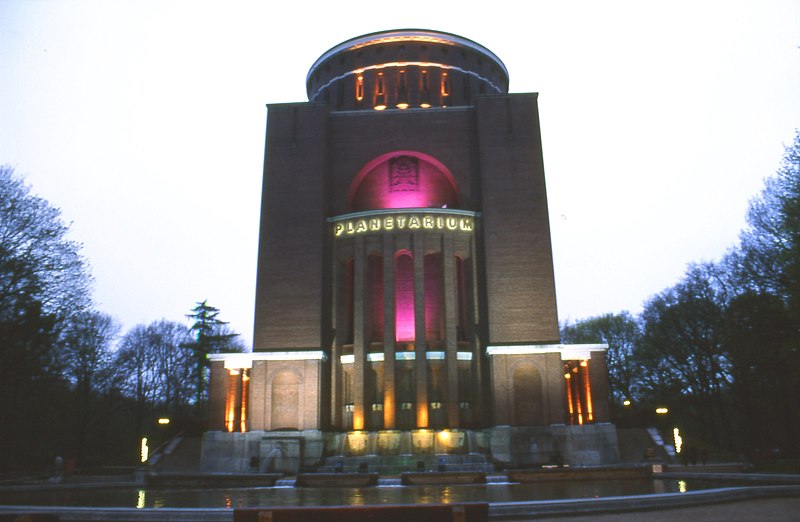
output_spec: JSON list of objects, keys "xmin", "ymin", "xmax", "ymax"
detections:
[
  {"xmin": 384, "ymin": 393, "xmax": 395, "ymax": 429},
  {"xmin": 356, "ymin": 61, "xmax": 450, "ymax": 71},
  {"xmin": 397, "ymin": 69, "xmax": 409, "ymax": 109},
  {"xmin": 417, "ymin": 404, "xmax": 429, "ymax": 428},
  {"xmin": 240, "ymin": 370, "xmax": 249, "ymax": 433},
  {"xmin": 355, "ymin": 75, "xmax": 364, "ymax": 101},
  {"xmin": 374, "ymin": 72, "xmax": 387, "ymax": 110},
  {"xmin": 353, "ymin": 411, "xmax": 364, "ymax": 431},
  {"xmin": 349, "ymin": 35, "xmax": 458, "ymax": 51},
  {"xmin": 420, "ymin": 70, "xmax": 431, "ymax": 108},
  {"xmin": 565, "ymin": 373, "xmax": 574, "ymax": 418},
  {"xmin": 225, "ymin": 369, "xmax": 239, "ymax": 432},
  {"xmin": 582, "ymin": 360, "xmax": 593, "ymax": 421}
]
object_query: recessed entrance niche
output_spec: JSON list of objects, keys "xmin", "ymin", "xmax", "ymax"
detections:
[{"xmin": 349, "ymin": 151, "xmax": 459, "ymax": 211}]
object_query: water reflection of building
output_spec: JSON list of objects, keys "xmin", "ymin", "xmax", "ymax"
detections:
[{"xmin": 203, "ymin": 29, "xmax": 619, "ymax": 473}]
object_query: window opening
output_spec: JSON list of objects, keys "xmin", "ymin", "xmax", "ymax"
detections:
[{"xmin": 355, "ymin": 74, "xmax": 364, "ymax": 101}]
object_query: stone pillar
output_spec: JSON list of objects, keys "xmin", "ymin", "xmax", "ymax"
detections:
[
  {"xmin": 589, "ymin": 350, "xmax": 611, "ymax": 423},
  {"xmin": 413, "ymin": 231, "xmax": 428, "ymax": 428},
  {"xmin": 353, "ymin": 237, "xmax": 366, "ymax": 430},
  {"xmin": 544, "ymin": 352, "xmax": 567, "ymax": 424},
  {"xmin": 442, "ymin": 234, "xmax": 460, "ymax": 427},
  {"xmin": 490, "ymin": 355, "xmax": 510, "ymax": 425},
  {"xmin": 208, "ymin": 360, "xmax": 227, "ymax": 431},
  {"xmin": 331, "ymin": 257, "xmax": 346, "ymax": 429},
  {"xmin": 383, "ymin": 239, "xmax": 397, "ymax": 429},
  {"xmin": 467, "ymin": 237, "xmax": 487, "ymax": 424},
  {"xmin": 249, "ymin": 360, "xmax": 267, "ymax": 431}
]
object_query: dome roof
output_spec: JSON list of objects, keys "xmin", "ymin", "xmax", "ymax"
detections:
[{"xmin": 306, "ymin": 29, "xmax": 509, "ymax": 109}]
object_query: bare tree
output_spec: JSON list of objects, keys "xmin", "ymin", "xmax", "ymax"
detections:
[
  {"xmin": 61, "ymin": 311, "xmax": 120, "ymax": 465},
  {"xmin": 0, "ymin": 166, "xmax": 93, "ymax": 472}
]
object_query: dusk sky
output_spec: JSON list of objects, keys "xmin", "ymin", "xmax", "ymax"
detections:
[{"xmin": 2, "ymin": 1, "xmax": 799, "ymax": 346}]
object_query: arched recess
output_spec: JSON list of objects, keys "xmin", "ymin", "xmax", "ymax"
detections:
[
  {"xmin": 349, "ymin": 151, "xmax": 460, "ymax": 211},
  {"xmin": 424, "ymin": 253, "xmax": 443, "ymax": 343},
  {"xmin": 369, "ymin": 254, "xmax": 384, "ymax": 341},
  {"xmin": 395, "ymin": 250, "xmax": 415, "ymax": 342},
  {"xmin": 270, "ymin": 369, "xmax": 301, "ymax": 429},
  {"xmin": 512, "ymin": 362, "xmax": 544, "ymax": 426}
]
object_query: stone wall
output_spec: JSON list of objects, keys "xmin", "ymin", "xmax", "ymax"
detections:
[
  {"xmin": 201, "ymin": 430, "xmax": 325, "ymax": 474},
  {"xmin": 488, "ymin": 424, "xmax": 619, "ymax": 468}
]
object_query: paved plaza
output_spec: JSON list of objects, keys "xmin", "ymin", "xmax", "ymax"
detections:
[{"xmin": 503, "ymin": 497, "xmax": 800, "ymax": 521}]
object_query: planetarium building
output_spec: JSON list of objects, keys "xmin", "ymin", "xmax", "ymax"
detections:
[{"xmin": 203, "ymin": 29, "xmax": 619, "ymax": 473}]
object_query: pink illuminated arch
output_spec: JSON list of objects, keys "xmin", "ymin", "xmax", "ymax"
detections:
[
  {"xmin": 395, "ymin": 250, "xmax": 415, "ymax": 342},
  {"xmin": 349, "ymin": 151, "xmax": 459, "ymax": 212}
]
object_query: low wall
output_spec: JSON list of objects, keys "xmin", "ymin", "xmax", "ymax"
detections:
[
  {"xmin": 234, "ymin": 503, "xmax": 488, "ymax": 522},
  {"xmin": 201, "ymin": 430, "xmax": 325, "ymax": 474},
  {"xmin": 201, "ymin": 424, "xmax": 620, "ymax": 473},
  {"xmin": 489, "ymin": 423, "xmax": 619, "ymax": 468}
]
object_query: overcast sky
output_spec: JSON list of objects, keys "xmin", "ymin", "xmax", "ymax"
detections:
[{"xmin": 2, "ymin": 1, "xmax": 799, "ymax": 346}]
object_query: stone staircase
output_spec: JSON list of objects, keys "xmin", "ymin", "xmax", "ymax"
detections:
[
  {"xmin": 151, "ymin": 436, "xmax": 202, "ymax": 472},
  {"xmin": 616, "ymin": 428, "xmax": 673, "ymax": 464}
]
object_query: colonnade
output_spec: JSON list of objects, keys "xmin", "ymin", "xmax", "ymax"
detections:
[{"xmin": 330, "ymin": 211, "xmax": 483, "ymax": 431}]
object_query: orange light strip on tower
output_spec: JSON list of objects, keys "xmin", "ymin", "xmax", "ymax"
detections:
[
  {"xmin": 564, "ymin": 373, "xmax": 574, "ymax": 422},
  {"xmin": 225, "ymin": 369, "xmax": 239, "ymax": 433},
  {"xmin": 240, "ymin": 369, "xmax": 250, "ymax": 433},
  {"xmin": 571, "ymin": 366, "xmax": 583, "ymax": 425},
  {"xmin": 581, "ymin": 360, "xmax": 594, "ymax": 422}
]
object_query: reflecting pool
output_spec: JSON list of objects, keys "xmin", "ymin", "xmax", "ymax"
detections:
[{"xmin": 0, "ymin": 477, "xmax": 740, "ymax": 509}]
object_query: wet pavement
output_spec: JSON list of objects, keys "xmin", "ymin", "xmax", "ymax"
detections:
[{"xmin": 500, "ymin": 497, "xmax": 800, "ymax": 521}]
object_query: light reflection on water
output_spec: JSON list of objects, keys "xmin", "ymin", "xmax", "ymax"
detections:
[{"xmin": 0, "ymin": 478, "xmax": 735, "ymax": 509}]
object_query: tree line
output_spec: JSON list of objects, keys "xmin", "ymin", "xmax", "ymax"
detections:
[
  {"xmin": 0, "ymin": 166, "xmax": 244, "ymax": 474},
  {"xmin": 562, "ymin": 131, "xmax": 800, "ymax": 459},
  {"xmin": 2, "ymin": 131, "xmax": 797, "ymax": 471}
]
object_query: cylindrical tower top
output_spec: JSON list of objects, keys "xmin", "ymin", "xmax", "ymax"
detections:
[{"xmin": 306, "ymin": 29, "xmax": 509, "ymax": 111}]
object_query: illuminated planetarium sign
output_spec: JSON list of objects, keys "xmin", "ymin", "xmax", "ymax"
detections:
[{"xmin": 331, "ymin": 211, "xmax": 476, "ymax": 237}]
